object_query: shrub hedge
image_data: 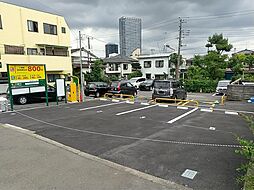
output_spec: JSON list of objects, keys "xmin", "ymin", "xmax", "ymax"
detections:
[{"xmin": 183, "ymin": 79, "xmax": 218, "ymax": 93}]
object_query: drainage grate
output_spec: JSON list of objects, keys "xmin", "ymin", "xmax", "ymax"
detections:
[{"xmin": 181, "ymin": 169, "xmax": 198, "ymax": 180}]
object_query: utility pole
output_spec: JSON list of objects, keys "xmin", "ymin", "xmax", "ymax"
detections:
[
  {"xmin": 79, "ymin": 31, "xmax": 85, "ymax": 102},
  {"xmin": 87, "ymin": 36, "xmax": 91, "ymax": 72},
  {"xmin": 176, "ymin": 17, "xmax": 183, "ymax": 80},
  {"xmin": 176, "ymin": 17, "xmax": 189, "ymax": 80}
]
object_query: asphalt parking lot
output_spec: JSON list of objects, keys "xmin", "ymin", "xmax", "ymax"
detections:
[{"xmin": 1, "ymin": 96, "xmax": 253, "ymax": 190}]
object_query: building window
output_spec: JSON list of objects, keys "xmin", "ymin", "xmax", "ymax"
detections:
[
  {"xmin": 144, "ymin": 61, "xmax": 151, "ymax": 68},
  {"xmin": 155, "ymin": 60, "xmax": 164, "ymax": 68},
  {"xmin": 123, "ymin": 64, "xmax": 128, "ymax": 70},
  {"xmin": 61, "ymin": 27, "xmax": 66, "ymax": 33},
  {"xmin": 45, "ymin": 47, "xmax": 68, "ymax": 56},
  {"xmin": 27, "ymin": 20, "xmax": 38, "ymax": 32},
  {"xmin": 27, "ymin": 48, "xmax": 38, "ymax": 55},
  {"xmin": 43, "ymin": 23, "xmax": 57, "ymax": 35},
  {"xmin": 0, "ymin": 72, "xmax": 8, "ymax": 84},
  {"xmin": 39, "ymin": 48, "xmax": 45, "ymax": 55},
  {"xmin": 47, "ymin": 74, "xmax": 61, "ymax": 82},
  {"xmin": 0, "ymin": 15, "xmax": 2, "ymax": 29},
  {"xmin": 4, "ymin": 45, "xmax": 24, "ymax": 55},
  {"xmin": 146, "ymin": 74, "xmax": 151, "ymax": 79},
  {"xmin": 155, "ymin": 75, "xmax": 165, "ymax": 80}
]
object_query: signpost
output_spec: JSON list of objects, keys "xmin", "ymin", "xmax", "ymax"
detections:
[
  {"xmin": 7, "ymin": 64, "xmax": 47, "ymax": 111},
  {"xmin": 55, "ymin": 78, "xmax": 66, "ymax": 105}
]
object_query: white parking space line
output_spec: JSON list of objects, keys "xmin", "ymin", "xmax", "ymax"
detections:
[
  {"xmin": 177, "ymin": 106, "xmax": 189, "ymax": 110},
  {"xmin": 100, "ymin": 98, "xmax": 108, "ymax": 101},
  {"xmin": 167, "ymin": 108, "xmax": 199, "ymax": 124},
  {"xmin": 116, "ymin": 105, "xmax": 157, "ymax": 116},
  {"xmin": 112, "ymin": 99, "xmax": 120, "ymax": 102},
  {"xmin": 225, "ymin": 111, "xmax": 239, "ymax": 115},
  {"xmin": 126, "ymin": 100, "xmax": 135, "ymax": 104},
  {"xmin": 200, "ymin": 108, "xmax": 213, "ymax": 113},
  {"xmin": 141, "ymin": 102, "xmax": 150, "ymax": 106},
  {"xmin": 80, "ymin": 102, "xmax": 125, "ymax": 111},
  {"xmin": 157, "ymin": 104, "xmax": 169, "ymax": 108}
]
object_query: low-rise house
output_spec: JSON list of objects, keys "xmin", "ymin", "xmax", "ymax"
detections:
[
  {"xmin": 103, "ymin": 55, "xmax": 137, "ymax": 79},
  {"xmin": 138, "ymin": 53, "xmax": 188, "ymax": 80}
]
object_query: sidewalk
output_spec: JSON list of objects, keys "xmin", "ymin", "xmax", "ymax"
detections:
[{"xmin": 0, "ymin": 125, "xmax": 190, "ymax": 190}]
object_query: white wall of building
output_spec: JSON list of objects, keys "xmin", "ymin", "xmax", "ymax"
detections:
[{"xmin": 139, "ymin": 54, "xmax": 171, "ymax": 79}]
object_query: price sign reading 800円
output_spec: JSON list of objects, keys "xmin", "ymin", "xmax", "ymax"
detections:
[{"xmin": 9, "ymin": 65, "xmax": 45, "ymax": 83}]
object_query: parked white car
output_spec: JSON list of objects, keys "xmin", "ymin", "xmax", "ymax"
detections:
[
  {"xmin": 129, "ymin": 77, "xmax": 146, "ymax": 89},
  {"xmin": 216, "ymin": 80, "xmax": 231, "ymax": 94}
]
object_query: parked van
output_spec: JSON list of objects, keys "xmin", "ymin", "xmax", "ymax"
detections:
[{"xmin": 152, "ymin": 80, "xmax": 187, "ymax": 100}]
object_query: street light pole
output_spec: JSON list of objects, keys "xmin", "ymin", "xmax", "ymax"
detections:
[{"xmin": 79, "ymin": 31, "xmax": 85, "ymax": 102}]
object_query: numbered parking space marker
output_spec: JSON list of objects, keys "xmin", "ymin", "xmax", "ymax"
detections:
[
  {"xmin": 80, "ymin": 102, "xmax": 124, "ymax": 111},
  {"xmin": 157, "ymin": 104, "xmax": 169, "ymax": 108},
  {"xmin": 167, "ymin": 108, "xmax": 198, "ymax": 124},
  {"xmin": 181, "ymin": 169, "xmax": 198, "ymax": 180},
  {"xmin": 116, "ymin": 105, "xmax": 157, "ymax": 116}
]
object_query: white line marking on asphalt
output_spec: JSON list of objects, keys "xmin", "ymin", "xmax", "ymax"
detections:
[
  {"xmin": 96, "ymin": 110, "xmax": 103, "ymax": 113},
  {"xmin": 167, "ymin": 108, "xmax": 199, "ymax": 124},
  {"xmin": 112, "ymin": 99, "xmax": 120, "ymax": 102},
  {"xmin": 100, "ymin": 98, "xmax": 108, "ymax": 101},
  {"xmin": 116, "ymin": 105, "xmax": 157, "ymax": 116},
  {"xmin": 200, "ymin": 108, "xmax": 213, "ymax": 113},
  {"xmin": 225, "ymin": 111, "xmax": 239, "ymax": 115},
  {"xmin": 80, "ymin": 102, "xmax": 124, "ymax": 111},
  {"xmin": 177, "ymin": 106, "xmax": 189, "ymax": 110},
  {"xmin": 141, "ymin": 102, "xmax": 150, "ymax": 106},
  {"xmin": 213, "ymin": 108, "xmax": 254, "ymax": 114},
  {"xmin": 126, "ymin": 100, "xmax": 135, "ymax": 104},
  {"xmin": 11, "ymin": 112, "xmax": 244, "ymax": 148},
  {"xmin": 209, "ymin": 127, "xmax": 216, "ymax": 131},
  {"xmin": 157, "ymin": 104, "xmax": 169, "ymax": 108},
  {"xmin": 140, "ymin": 116, "xmax": 146, "ymax": 119},
  {"xmin": 212, "ymin": 93, "xmax": 217, "ymax": 96},
  {"xmin": 181, "ymin": 169, "xmax": 198, "ymax": 180}
]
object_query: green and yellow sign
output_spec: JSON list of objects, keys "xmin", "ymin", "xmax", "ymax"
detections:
[
  {"xmin": 7, "ymin": 64, "xmax": 48, "ymax": 111},
  {"xmin": 8, "ymin": 65, "xmax": 45, "ymax": 83}
]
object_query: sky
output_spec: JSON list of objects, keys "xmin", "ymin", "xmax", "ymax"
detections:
[{"xmin": 2, "ymin": 0, "xmax": 254, "ymax": 58}]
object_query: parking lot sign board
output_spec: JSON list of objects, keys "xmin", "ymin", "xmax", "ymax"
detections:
[
  {"xmin": 9, "ymin": 65, "xmax": 45, "ymax": 83},
  {"xmin": 7, "ymin": 64, "xmax": 48, "ymax": 111}
]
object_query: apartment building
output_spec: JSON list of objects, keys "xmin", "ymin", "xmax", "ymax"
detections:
[{"xmin": 0, "ymin": 2, "xmax": 72, "ymax": 92}]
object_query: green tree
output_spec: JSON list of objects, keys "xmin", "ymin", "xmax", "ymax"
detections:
[
  {"xmin": 170, "ymin": 53, "xmax": 183, "ymax": 78},
  {"xmin": 228, "ymin": 54, "xmax": 245, "ymax": 77},
  {"xmin": 187, "ymin": 51, "xmax": 227, "ymax": 81},
  {"xmin": 246, "ymin": 55, "xmax": 254, "ymax": 71},
  {"xmin": 84, "ymin": 59, "xmax": 105, "ymax": 82},
  {"xmin": 206, "ymin": 33, "xmax": 233, "ymax": 54},
  {"xmin": 127, "ymin": 70, "xmax": 142, "ymax": 80}
]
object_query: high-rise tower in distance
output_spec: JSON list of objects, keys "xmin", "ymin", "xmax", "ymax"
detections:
[
  {"xmin": 105, "ymin": 43, "xmax": 118, "ymax": 57},
  {"xmin": 119, "ymin": 16, "xmax": 141, "ymax": 57}
]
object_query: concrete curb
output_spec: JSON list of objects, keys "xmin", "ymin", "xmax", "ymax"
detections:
[{"xmin": 2, "ymin": 123, "xmax": 191, "ymax": 190}]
